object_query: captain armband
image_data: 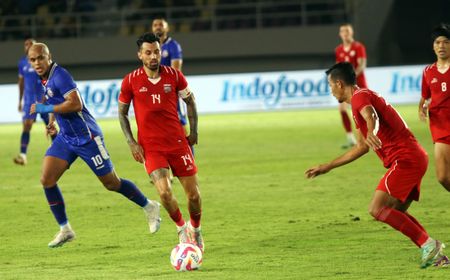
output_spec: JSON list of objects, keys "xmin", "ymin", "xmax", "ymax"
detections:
[{"xmin": 178, "ymin": 87, "xmax": 192, "ymax": 99}]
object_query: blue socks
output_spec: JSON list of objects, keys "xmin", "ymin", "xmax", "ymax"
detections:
[
  {"xmin": 44, "ymin": 185, "xmax": 68, "ymax": 226},
  {"xmin": 20, "ymin": 131, "xmax": 30, "ymax": 154},
  {"xmin": 117, "ymin": 178, "xmax": 148, "ymax": 207}
]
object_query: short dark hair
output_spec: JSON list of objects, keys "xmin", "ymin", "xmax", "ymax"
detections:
[
  {"xmin": 325, "ymin": 62, "xmax": 356, "ymax": 85},
  {"xmin": 136, "ymin": 32, "xmax": 160, "ymax": 49},
  {"xmin": 431, "ymin": 23, "xmax": 450, "ymax": 42},
  {"xmin": 152, "ymin": 16, "xmax": 167, "ymax": 23}
]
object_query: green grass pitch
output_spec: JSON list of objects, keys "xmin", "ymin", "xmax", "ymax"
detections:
[{"xmin": 0, "ymin": 105, "xmax": 448, "ymax": 279}]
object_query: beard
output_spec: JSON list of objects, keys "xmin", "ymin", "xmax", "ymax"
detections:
[{"xmin": 144, "ymin": 61, "xmax": 159, "ymax": 71}]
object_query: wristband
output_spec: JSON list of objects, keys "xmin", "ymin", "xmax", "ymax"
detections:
[{"xmin": 36, "ymin": 104, "xmax": 54, "ymax": 113}]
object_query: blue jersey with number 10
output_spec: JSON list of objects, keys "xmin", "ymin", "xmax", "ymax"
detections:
[{"xmin": 43, "ymin": 63, "xmax": 103, "ymax": 146}]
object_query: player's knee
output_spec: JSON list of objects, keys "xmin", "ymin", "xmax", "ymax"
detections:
[
  {"xmin": 368, "ymin": 205, "xmax": 381, "ymax": 219},
  {"xmin": 159, "ymin": 189, "xmax": 174, "ymax": 204},
  {"xmin": 102, "ymin": 179, "xmax": 120, "ymax": 191},
  {"xmin": 40, "ymin": 175, "xmax": 56, "ymax": 187},
  {"xmin": 187, "ymin": 191, "xmax": 201, "ymax": 204}
]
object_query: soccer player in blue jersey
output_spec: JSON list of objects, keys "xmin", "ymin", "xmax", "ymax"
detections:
[
  {"xmin": 28, "ymin": 43, "xmax": 161, "ymax": 248},
  {"xmin": 152, "ymin": 18, "xmax": 192, "ymax": 152},
  {"xmin": 14, "ymin": 38, "xmax": 52, "ymax": 165}
]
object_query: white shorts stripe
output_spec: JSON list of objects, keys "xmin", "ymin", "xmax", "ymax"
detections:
[{"xmin": 384, "ymin": 160, "xmax": 398, "ymax": 195}]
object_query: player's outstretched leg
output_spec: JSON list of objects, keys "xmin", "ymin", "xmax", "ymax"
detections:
[
  {"xmin": 99, "ymin": 172, "xmax": 161, "ymax": 234},
  {"xmin": 44, "ymin": 185, "xmax": 76, "ymax": 248}
]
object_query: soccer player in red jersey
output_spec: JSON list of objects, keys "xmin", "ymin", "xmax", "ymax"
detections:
[
  {"xmin": 306, "ymin": 62, "xmax": 448, "ymax": 268},
  {"xmin": 419, "ymin": 23, "xmax": 450, "ymax": 191},
  {"xmin": 118, "ymin": 33, "xmax": 204, "ymax": 251},
  {"xmin": 335, "ymin": 24, "xmax": 368, "ymax": 149}
]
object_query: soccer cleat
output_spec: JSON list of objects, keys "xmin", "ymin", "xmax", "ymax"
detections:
[
  {"xmin": 48, "ymin": 228, "xmax": 75, "ymax": 248},
  {"xmin": 143, "ymin": 199, "xmax": 161, "ymax": 234},
  {"xmin": 13, "ymin": 154, "xmax": 27, "ymax": 165},
  {"xmin": 421, "ymin": 240, "xmax": 445, "ymax": 268},
  {"xmin": 177, "ymin": 223, "xmax": 191, "ymax": 244},
  {"xmin": 188, "ymin": 222, "xmax": 205, "ymax": 252},
  {"xmin": 433, "ymin": 255, "xmax": 450, "ymax": 268}
]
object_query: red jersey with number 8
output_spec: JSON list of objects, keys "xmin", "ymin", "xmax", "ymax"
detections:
[{"xmin": 421, "ymin": 63, "xmax": 450, "ymax": 141}]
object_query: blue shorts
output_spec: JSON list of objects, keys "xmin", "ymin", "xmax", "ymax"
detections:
[
  {"xmin": 45, "ymin": 134, "xmax": 114, "ymax": 176},
  {"xmin": 177, "ymin": 98, "xmax": 188, "ymax": 126},
  {"xmin": 22, "ymin": 102, "xmax": 50, "ymax": 122}
]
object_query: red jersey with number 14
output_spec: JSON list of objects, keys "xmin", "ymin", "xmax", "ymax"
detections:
[
  {"xmin": 351, "ymin": 88, "xmax": 421, "ymax": 168},
  {"xmin": 421, "ymin": 63, "xmax": 450, "ymax": 141},
  {"xmin": 335, "ymin": 41, "xmax": 368, "ymax": 88},
  {"xmin": 119, "ymin": 65, "xmax": 188, "ymax": 152}
]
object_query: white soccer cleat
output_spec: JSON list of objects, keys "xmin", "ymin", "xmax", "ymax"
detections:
[
  {"xmin": 188, "ymin": 222, "xmax": 205, "ymax": 252},
  {"xmin": 13, "ymin": 154, "xmax": 27, "ymax": 165},
  {"xmin": 177, "ymin": 223, "xmax": 191, "ymax": 244},
  {"xmin": 143, "ymin": 199, "xmax": 161, "ymax": 234},
  {"xmin": 48, "ymin": 228, "xmax": 75, "ymax": 248}
]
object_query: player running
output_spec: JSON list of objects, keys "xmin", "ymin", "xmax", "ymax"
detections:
[
  {"xmin": 306, "ymin": 62, "xmax": 448, "ymax": 268},
  {"xmin": 14, "ymin": 38, "xmax": 53, "ymax": 165},
  {"xmin": 28, "ymin": 43, "xmax": 161, "ymax": 248},
  {"xmin": 419, "ymin": 23, "xmax": 450, "ymax": 191},
  {"xmin": 335, "ymin": 24, "xmax": 368, "ymax": 148},
  {"xmin": 118, "ymin": 33, "xmax": 204, "ymax": 251}
]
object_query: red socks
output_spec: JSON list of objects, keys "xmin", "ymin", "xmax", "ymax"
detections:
[
  {"xmin": 170, "ymin": 208, "xmax": 202, "ymax": 228},
  {"xmin": 190, "ymin": 210, "xmax": 202, "ymax": 228},
  {"xmin": 375, "ymin": 207, "xmax": 429, "ymax": 247},
  {"xmin": 169, "ymin": 208, "xmax": 185, "ymax": 227},
  {"xmin": 340, "ymin": 111, "xmax": 352, "ymax": 132}
]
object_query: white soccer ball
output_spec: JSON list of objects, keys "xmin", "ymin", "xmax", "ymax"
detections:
[{"xmin": 170, "ymin": 243, "xmax": 203, "ymax": 271}]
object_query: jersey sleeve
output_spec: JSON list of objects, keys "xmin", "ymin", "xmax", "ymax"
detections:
[
  {"xmin": 421, "ymin": 68, "xmax": 431, "ymax": 99},
  {"xmin": 55, "ymin": 69, "xmax": 77, "ymax": 97},
  {"xmin": 176, "ymin": 70, "xmax": 190, "ymax": 98},
  {"xmin": 170, "ymin": 41, "xmax": 183, "ymax": 60},
  {"xmin": 351, "ymin": 93, "xmax": 371, "ymax": 129},
  {"xmin": 356, "ymin": 43, "xmax": 367, "ymax": 59},
  {"xmin": 352, "ymin": 92, "xmax": 371, "ymax": 115},
  {"xmin": 119, "ymin": 74, "xmax": 133, "ymax": 104}
]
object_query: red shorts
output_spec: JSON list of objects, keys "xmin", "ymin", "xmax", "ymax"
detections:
[
  {"xmin": 143, "ymin": 145, "xmax": 197, "ymax": 177},
  {"xmin": 377, "ymin": 152, "xmax": 428, "ymax": 202}
]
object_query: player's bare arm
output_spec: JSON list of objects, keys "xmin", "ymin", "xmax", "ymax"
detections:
[
  {"xmin": 355, "ymin": 57, "xmax": 367, "ymax": 76},
  {"xmin": 359, "ymin": 105, "xmax": 382, "ymax": 150},
  {"xmin": 183, "ymin": 93, "xmax": 198, "ymax": 145},
  {"xmin": 305, "ymin": 129, "xmax": 369, "ymax": 178},
  {"xmin": 418, "ymin": 97, "xmax": 429, "ymax": 122},
  {"xmin": 118, "ymin": 101, "xmax": 145, "ymax": 163},
  {"xmin": 30, "ymin": 90, "xmax": 82, "ymax": 114}
]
